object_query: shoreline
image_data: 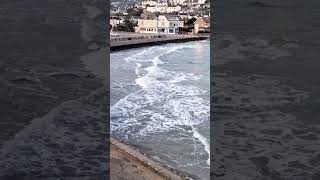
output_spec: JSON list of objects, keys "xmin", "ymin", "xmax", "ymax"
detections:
[
  {"xmin": 109, "ymin": 40, "xmax": 210, "ymax": 179},
  {"xmin": 80, "ymin": 48, "xmax": 188, "ymax": 180},
  {"xmin": 110, "ymin": 137, "xmax": 186, "ymax": 180}
]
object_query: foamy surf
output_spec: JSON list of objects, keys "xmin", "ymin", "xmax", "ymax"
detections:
[
  {"xmin": 111, "ymin": 41, "xmax": 210, "ymax": 180},
  {"xmin": 112, "ymin": 43, "xmax": 208, "ymax": 143},
  {"xmin": 191, "ymin": 126, "xmax": 210, "ymax": 165}
]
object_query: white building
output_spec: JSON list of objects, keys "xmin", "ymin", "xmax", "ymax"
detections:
[
  {"xmin": 157, "ymin": 0, "xmax": 169, "ymax": 6},
  {"xmin": 137, "ymin": 15, "xmax": 184, "ymax": 34},
  {"xmin": 146, "ymin": 6, "xmax": 167, "ymax": 13},
  {"xmin": 187, "ymin": 0, "xmax": 207, "ymax": 5},
  {"xmin": 167, "ymin": 6, "xmax": 181, "ymax": 13},
  {"xmin": 169, "ymin": 0, "xmax": 187, "ymax": 5},
  {"xmin": 110, "ymin": 18, "xmax": 124, "ymax": 27},
  {"xmin": 198, "ymin": 0, "xmax": 207, "ymax": 4},
  {"xmin": 142, "ymin": 0, "xmax": 158, "ymax": 7},
  {"xmin": 146, "ymin": 5, "xmax": 181, "ymax": 13}
]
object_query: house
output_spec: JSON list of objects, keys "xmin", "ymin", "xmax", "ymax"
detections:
[
  {"xmin": 110, "ymin": 16, "xmax": 125, "ymax": 27},
  {"xmin": 194, "ymin": 16, "xmax": 210, "ymax": 33},
  {"xmin": 136, "ymin": 13, "xmax": 158, "ymax": 33},
  {"xmin": 198, "ymin": 0, "xmax": 207, "ymax": 4},
  {"xmin": 158, "ymin": 15, "xmax": 184, "ymax": 34},
  {"xmin": 146, "ymin": 5, "xmax": 181, "ymax": 13},
  {"xmin": 157, "ymin": 0, "xmax": 169, "ymax": 6},
  {"xmin": 142, "ymin": 0, "xmax": 158, "ymax": 7},
  {"xmin": 179, "ymin": 14, "xmax": 189, "ymax": 20},
  {"xmin": 136, "ymin": 14, "xmax": 184, "ymax": 34},
  {"xmin": 166, "ymin": 6, "xmax": 181, "ymax": 13},
  {"xmin": 146, "ymin": 5, "xmax": 167, "ymax": 13},
  {"xmin": 169, "ymin": 0, "xmax": 187, "ymax": 5},
  {"xmin": 188, "ymin": 0, "xmax": 207, "ymax": 6},
  {"xmin": 111, "ymin": 7, "xmax": 121, "ymax": 14}
]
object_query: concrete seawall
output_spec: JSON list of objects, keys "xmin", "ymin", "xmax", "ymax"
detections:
[
  {"xmin": 110, "ymin": 34, "xmax": 209, "ymax": 51},
  {"xmin": 110, "ymin": 137, "xmax": 186, "ymax": 180}
]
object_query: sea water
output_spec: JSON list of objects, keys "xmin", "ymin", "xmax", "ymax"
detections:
[{"xmin": 111, "ymin": 40, "xmax": 210, "ymax": 180}]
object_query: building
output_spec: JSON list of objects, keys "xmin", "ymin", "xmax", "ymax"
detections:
[
  {"xmin": 110, "ymin": 17, "xmax": 125, "ymax": 27},
  {"xmin": 193, "ymin": 16, "xmax": 210, "ymax": 33},
  {"xmin": 198, "ymin": 0, "xmax": 207, "ymax": 4},
  {"xmin": 187, "ymin": 0, "xmax": 207, "ymax": 5},
  {"xmin": 136, "ymin": 14, "xmax": 184, "ymax": 34},
  {"xmin": 157, "ymin": 0, "xmax": 169, "ymax": 6},
  {"xmin": 178, "ymin": 14, "xmax": 189, "ymax": 20},
  {"xmin": 142, "ymin": 0, "xmax": 158, "ymax": 7},
  {"xmin": 136, "ymin": 13, "xmax": 158, "ymax": 33},
  {"xmin": 158, "ymin": 15, "xmax": 184, "ymax": 33},
  {"xmin": 169, "ymin": 0, "xmax": 187, "ymax": 5},
  {"xmin": 167, "ymin": 6, "xmax": 181, "ymax": 13},
  {"xmin": 146, "ymin": 6, "xmax": 167, "ymax": 13},
  {"xmin": 146, "ymin": 5, "xmax": 181, "ymax": 13}
]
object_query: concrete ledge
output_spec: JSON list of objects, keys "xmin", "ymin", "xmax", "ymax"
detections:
[
  {"xmin": 110, "ymin": 137, "xmax": 185, "ymax": 180},
  {"xmin": 110, "ymin": 36, "xmax": 209, "ymax": 51}
]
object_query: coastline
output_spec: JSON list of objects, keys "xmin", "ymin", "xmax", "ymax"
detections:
[
  {"xmin": 109, "ymin": 39, "xmax": 210, "ymax": 180},
  {"xmin": 81, "ymin": 47, "xmax": 187, "ymax": 179},
  {"xmin": 110, "ymin": 137, "xmax": 185, "ymax": 180}
]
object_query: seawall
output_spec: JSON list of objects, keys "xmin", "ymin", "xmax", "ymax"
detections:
[
  {"xmin": 110, "ymin": 137, "xmax": 186, "ymax": 180},
  {"xmin": 110, "ymin": 34, "xmax": 209, "ymax": 51}
]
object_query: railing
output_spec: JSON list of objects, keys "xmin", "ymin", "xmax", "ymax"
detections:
[{"xmin": 110, "ymin": 31, "xmax": 209, "ymax": 42}]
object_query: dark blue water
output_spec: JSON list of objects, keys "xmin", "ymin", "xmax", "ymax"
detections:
[{"xmin": 111, "ymin": 40, "xmax": 210, "ymax": 180}]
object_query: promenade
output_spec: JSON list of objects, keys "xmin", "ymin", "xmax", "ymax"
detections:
[
  {"xmin": 110, "ymin": 138, "xmax": 185, "ymax": 180},
  {"xmin": 110, "ymin": 32, "xmax": 209, "ymax": 51}
]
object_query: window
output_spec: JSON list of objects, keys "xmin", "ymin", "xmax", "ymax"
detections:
[{"xmin": 158, "ymin": 28, "xmax": 165, "ymax": 33}]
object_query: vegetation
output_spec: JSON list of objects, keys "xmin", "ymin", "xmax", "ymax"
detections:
[
  {"xmin": 126, "ymin": 7, "xmax": 144, "ymax": 17},
  {"xmin": 180, "ymin": 17, "xmax": 197, "ymax": 33},
  {"xmin": 185, "ymin": 17, "xmax": 197, "ymax": 25},
  {"xmin": 113, "ymin": 19, "xmax": 137, "ymax": 32},
  {"xmin": 178, "ymin": 27, "xmax": 190, "ymax": 33}
]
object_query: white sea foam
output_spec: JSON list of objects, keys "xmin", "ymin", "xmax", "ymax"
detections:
[
  {"xmin": 135, "ymin": 63, "xmax": 142, "ymax": 76},
  {"xmin": 191, "ymin": 126, "xmax": 210, "ymax": 165},
  {"xmin": 111, "ymin": 42, "xmax": 210, "ymax": 166},
  {"xmin": 152, "ymin": 56, "xmax": 164, "ymax": 66}
]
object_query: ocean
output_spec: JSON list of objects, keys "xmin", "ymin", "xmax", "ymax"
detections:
[{"xmin": 111, "ymin": 40, "xmax": 210, "ymax": 180}]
